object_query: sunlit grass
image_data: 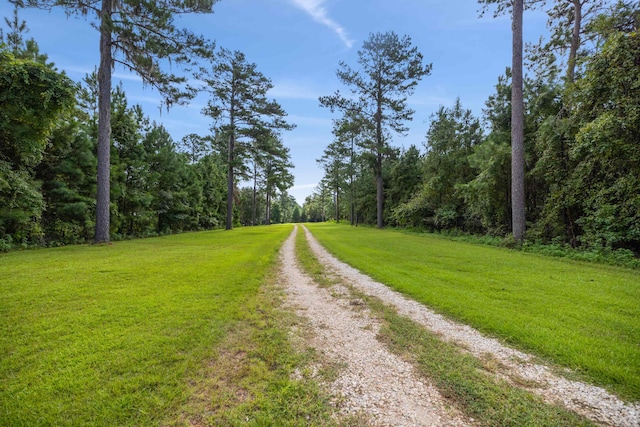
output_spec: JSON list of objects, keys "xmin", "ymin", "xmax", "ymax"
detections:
[
  {"xmin": 305, "ymin": 223, "xmax": 640, "ymax": 401},
  {"xmin": 0, "ymin": 225, "xmax": 337, "ymax": 426}
]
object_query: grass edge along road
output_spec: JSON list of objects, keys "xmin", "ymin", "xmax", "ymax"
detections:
[
  {"xmin": 0, "ymin": 225, "xmax": 337, "ymax": 426},
  {"xmin": 305, "ymin": 222, "xmax": 640, "ymax": 402}
]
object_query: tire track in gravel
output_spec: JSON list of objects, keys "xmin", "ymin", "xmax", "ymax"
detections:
[
  {"xmin": 280, "ymin": 226, "xmax": 470, "ymax": 426},
  {"xmin": 301, "ymin": 225, "xmax": 640, "ymax": 427}
]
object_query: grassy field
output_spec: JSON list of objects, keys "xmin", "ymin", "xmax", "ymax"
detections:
[
  {"xmin": 0, "ymin": 225, "xmax": 337, "ymax": 426},
  {"xmin": 305, "ymin": 223, "xmax": 640, "ymax": 401}
]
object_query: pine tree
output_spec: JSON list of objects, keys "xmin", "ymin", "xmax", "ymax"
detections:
[
  {"xmin": 198, "ymin": 48, "xmax": 293, "ymax": 230},
  {"xmin": 320, "ymin": 31, "xmax": 431, "ymax": 228},
  {"xmin": 14, "ymin": 0, "xmax": 218, "ymax": 243}
]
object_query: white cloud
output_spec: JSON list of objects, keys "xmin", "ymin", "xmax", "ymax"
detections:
[
  {"xmin": 291, "ymin": 183, "xmax": 318, "ymax": 191},
  {"xmin": 113, "ymin": 71, "xmax": 144, "ymax": 82},
  {"xmin": 269, "ymin": 80, "xmax": 322, "ymax": 100},
  {"xmin": 287, "ymin": 115, "xmax": 333, "ymax": 127},
  {"xmin": 288, "ymin": 0, "xmax": 354, "ymax": 49},
  {"xmin": 408, "ymin": 95, "xmax": 456, "ymax": 107}
]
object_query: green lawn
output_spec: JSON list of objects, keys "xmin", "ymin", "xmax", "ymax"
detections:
[
  {"xmin": 305, "ymin": 223, "xmax": 640, "ymax": 401},
  {"xmin": 0, "ymin": 225, "xmax": 335, "ymax": 426}
]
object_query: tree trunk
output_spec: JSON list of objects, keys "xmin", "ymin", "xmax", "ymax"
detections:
[
  {"xmin": 252, "ymin": 163, "xmax": 257, "ymax": 226},
  {"xmin": 350, "ymin": 137, "xmax": 355, "ymax": 226},
  {"xmin": 511, "ymin": 0, "xmax": 526, "ymax": 242},
  {"xmin": 567, "ymin": 0, "xmax": 582, "ymax": 84},
  {"xmin": 226, "ymin": 133, "xmax": 234, "ymax": 230},
  {"xmin": 265, "ymin": 183, "xmax": 271, "ymax": 225},
  {"xmin": 94, "ymin": 0, "xmax": 112, "ymax": 243},
  {"xmin": 354, "ymin": 178, "xmax": 358, "ymax": 227},
  {"xmin": 375, "ymin": 102, "xmax": 384, "ymax": 229},
  {"xmin": 335, "ymin": 165, "xmax": 340, "ymax": 222},
  {"xmin": 376, "ymin": 162, "xmax": 383, "ymax": 228},
  {"xmin": 335, "ymin": 188, "xmax": 340, "ymax": 222}
]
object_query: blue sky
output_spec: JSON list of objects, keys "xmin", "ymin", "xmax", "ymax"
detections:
[{"xmin": 1, "ymin": 0, "xmax": 548, "ymax": 205}]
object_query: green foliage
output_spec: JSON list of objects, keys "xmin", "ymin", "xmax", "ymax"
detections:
[
  {"xmin": 568, "ymin": 30, "xmax": 640, "ymax": 251},
  {"xmin": 0, "ymin": 49, "xmax": 74, "ymax": 167},
  {"xmin": 309, "ymin": 4, "xmax": 640, "ymax": 256},
  {"xmin": 199, "ymin": 48, "xmax": 294, "ymax": 230},
  {"xmin": 0, "ymin": 160, "xmax": 44, "ymax": 243},
  {"xmin": 317, "ymin": 135, "xmax": 350, "ymax": 222},
  {"xmin": 191, "ymin": 153, "xmax": 227, "ymax": 229},
  {"xmin": 307, "ymin": 223, "xmax": 640, "ymax": 400},
  {"xmin": 386, "ymin": 144, "xmax": 422, "ymax": 222},
  {"xmin": 0, "ymin": 46, "xmax": 75, "ymax": 243},
  {"xmin": 35, "ymin": 114, "xmax": 97, "ymax": 244},
  {"xmin": 16, "ymin": 0, "xmax": 219, "ymax": 243},
  {"xmin": 395, "ymin": 99, "xmax": 483, "ymax": 230},
  {"xmin": 460, "ymin": 136, "xmax": 512, "ymax": 234}
]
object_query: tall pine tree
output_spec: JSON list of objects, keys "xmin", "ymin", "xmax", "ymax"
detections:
[
  {"xmin": 320, "ymin": 31, "xmax": 431, "ymax": 228},
  {"xmin": 14, "ymin": 0, "xmax": 218, "ymax": 242},
  {"xmin": 198, "ymin": 48, "xmax": 293, "ymax": 230}
]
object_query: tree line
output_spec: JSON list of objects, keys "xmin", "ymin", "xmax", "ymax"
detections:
[
  {"xmin": 0, "ymin": 4, "xmax": 297, "ymax": 251},
  {"xmin": 309, "ymin": 1, "xmax": 640, "ymax": 256}
]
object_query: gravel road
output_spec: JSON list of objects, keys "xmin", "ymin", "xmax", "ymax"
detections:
[{"xmin": 280, "ymin": 226, "xmax": 470, "ymax": 426}]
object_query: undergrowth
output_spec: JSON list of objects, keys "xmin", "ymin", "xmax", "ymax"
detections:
[{"xmin": 401, "ymin": 227, "xmax": 640, "ymax": 269}]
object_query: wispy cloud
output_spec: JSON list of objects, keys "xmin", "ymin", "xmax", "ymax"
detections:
[
  {"xmin": 291, "ymin": 183, "xmax": 318, "ymax": 191},
  {"xmin": 269, "ymin": 79, "xmax": 322, "ymax": 100},
  {"xmin": 269, "ymin": 77, "xmax": 333, "ymax": 102},
  {"xmin": 408, "ymin": 95, "xmax": 456, "ymax": 107},
  {"xmin": 288, "ymin": 0, "xmax": 354, "ymax": 49},
  {"xmin": 287, "ymin": 114, "xmax": 333, "ymax": 128}
]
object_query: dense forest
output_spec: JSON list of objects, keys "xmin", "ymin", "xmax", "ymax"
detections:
[
  {"xmin": 309, "ymin": 1, "xmax": 640, "ymax": 256},
  {"xmin": 0, "ymin": 5, "xmax": 299, "ymax": 250}
]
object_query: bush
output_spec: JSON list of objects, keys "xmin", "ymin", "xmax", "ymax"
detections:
[{"xmin": 0, "ymin": 236, "xmax": 13, "ymax": 252}]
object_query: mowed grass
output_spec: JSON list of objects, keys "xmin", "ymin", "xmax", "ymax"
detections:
[
  {"xmin": 305, "ymin": 223, "xmax": 640, "ymax": 401},
  {"xmin": 0, "ymin": 225, "xmax": 323, "ymax": 426}
]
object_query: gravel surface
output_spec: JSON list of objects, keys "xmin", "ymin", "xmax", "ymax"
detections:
[
  {"xmin": 301, "ymin": 225, "xmax": 640, "ymax": 427},
  {"xmin": 280, "ymin": 226, "xmax": 470, "ymax": 426}
]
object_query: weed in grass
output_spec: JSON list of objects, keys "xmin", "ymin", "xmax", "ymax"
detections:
[
  {"xmin": 306, "ymin": 223, "xmax": 640, "ymax": 401},
  {"xmin": 479, "ymin": 352, "xmax": 504, "ymax": 374}
]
